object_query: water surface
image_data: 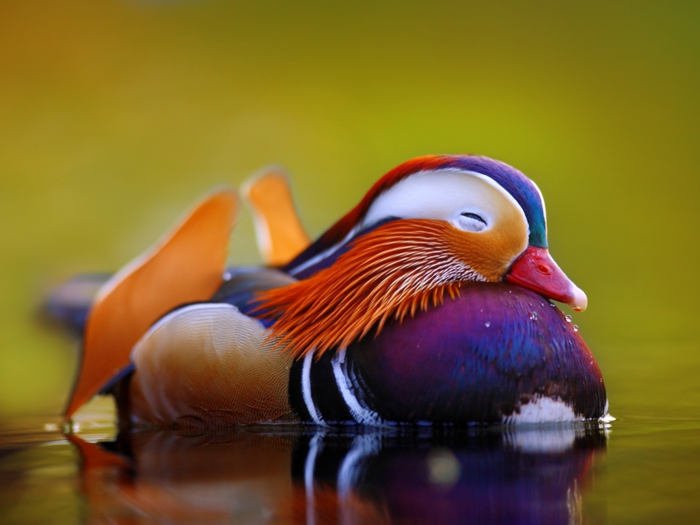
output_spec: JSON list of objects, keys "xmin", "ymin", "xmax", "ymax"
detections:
[{"xmin": 2, "ymin": 396, "xmax": 699, "ymax": 524}]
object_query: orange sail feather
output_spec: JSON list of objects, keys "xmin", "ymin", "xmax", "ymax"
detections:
[
  {"xmin": 242, "ymin": 167, "xmax": 310, "ymax": 266},
  {"xmin": 64, "ymin": 190, "xmax": 238, "ymax": 419}
]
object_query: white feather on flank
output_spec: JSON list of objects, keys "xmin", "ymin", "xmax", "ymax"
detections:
[
  {"xmin": 302, "ymin": 351, "xmax": 326, "ymax": 426},
  {"xmin": 331, "ymin": 348, "xmax": 384, "ymax": 426}
]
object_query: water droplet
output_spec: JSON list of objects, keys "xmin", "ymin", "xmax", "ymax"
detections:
[
  {"xmin": 529, "ymin": 311, "xmax": 538, "ymax": 321},
  {"xmin": 565, "ymin": 315, "xmax": 572, "ymax": 323},
  {"xmin": 573, "ymin": 325, "xmax": 579, "ymax": 332},
  {"xmin": 550, "ymin": 303, "xmax": 556, "ymax": 307},
  {"xmin": 485, "ymin": 322, "xmax": 491, "ymax": 328}
]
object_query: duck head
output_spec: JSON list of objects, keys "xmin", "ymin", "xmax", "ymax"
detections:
[{"xmin": 258, "ymin": 155, "xmax": 587, "ymax": 357}]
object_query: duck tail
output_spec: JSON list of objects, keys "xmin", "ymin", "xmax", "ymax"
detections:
[
  {"xmin": 64, "ymin": 190, "xmax": 238, "ymax": 419},
  {"xmin": 241, "ymin": 167, "xmax": 310, "ymax": 266}
]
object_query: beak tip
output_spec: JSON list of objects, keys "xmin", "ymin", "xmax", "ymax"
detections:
[{"xmin": 570, "ymin": 286, "xmax": 588, "ymax": 312}]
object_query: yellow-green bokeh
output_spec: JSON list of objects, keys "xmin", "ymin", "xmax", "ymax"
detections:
[{"xmin": 1, "ymin": 0, "xmax": 699, "ymax": 419}]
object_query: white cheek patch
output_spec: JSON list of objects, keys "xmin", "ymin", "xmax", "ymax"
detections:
[{"xmin": 360, "ymin": 169, "xmax": 528, "ymax": 236}]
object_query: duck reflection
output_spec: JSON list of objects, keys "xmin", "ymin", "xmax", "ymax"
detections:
[{"xmin": 69, "ymin": 424, "xmax": 607, "ymax": 524}]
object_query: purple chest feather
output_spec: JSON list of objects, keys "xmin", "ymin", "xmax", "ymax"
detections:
[{"xmin": 292, "ymin": 283, "xmax": 606, "ymax": 425}]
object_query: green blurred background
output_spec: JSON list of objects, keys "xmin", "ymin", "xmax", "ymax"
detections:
[{"xmin": 1, "ymin": 0, "xmax": 699, "ymax": 417}]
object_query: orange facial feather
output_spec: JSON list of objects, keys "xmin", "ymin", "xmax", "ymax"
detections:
[{"xmin": 256, "ymin": 219, "xmax": 516, "ymax": 359}]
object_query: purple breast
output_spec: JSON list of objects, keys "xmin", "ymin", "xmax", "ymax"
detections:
[{"xmin": 345, "ymin": 282, "xmax": 606, "ymax": 424}]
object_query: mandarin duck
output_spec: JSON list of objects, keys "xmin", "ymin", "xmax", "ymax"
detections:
[{"xmin": 53, "ymin": 155, "xmax": 609, "ymax": 429}]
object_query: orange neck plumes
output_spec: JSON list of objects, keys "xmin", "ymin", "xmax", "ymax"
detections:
[{"xmin": 255, "ymin": 219, "xmax": 496, "ymax": 359}]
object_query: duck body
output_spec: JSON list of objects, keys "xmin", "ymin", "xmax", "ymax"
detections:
[
  {"xmin": 124, "ymin": 275, "xmax": 606, "ymax": 430},
  {"xmin": 55, "ymin": 155, "xmax": 609, "ymax": 428},
  {"xmin": 327, "ymin": 283, "xmax": 606, "ymax": 425}
]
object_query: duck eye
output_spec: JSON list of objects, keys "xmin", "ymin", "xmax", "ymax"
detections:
[
  {"xmin": 457, "ymin": 212, "xmax": 487, "ymax": 232},
  {"xmin": 461, "ymin": 212, "xmax": 486, "ymax": 224}
]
